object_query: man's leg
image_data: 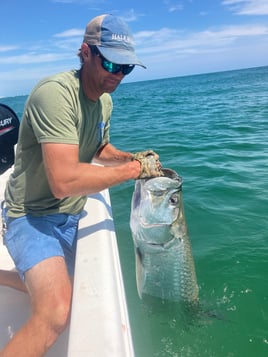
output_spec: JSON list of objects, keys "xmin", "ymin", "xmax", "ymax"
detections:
[
  {"xmin": 0, "ymin": 256, "xmax": 72, "ymax": 357},
  {"xmin": 0, "ymin": 270, "xmax": 27, "ymax": 292}
]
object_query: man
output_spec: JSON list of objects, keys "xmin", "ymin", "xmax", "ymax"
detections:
[{"xmin": 0, "ymin": 14, "xmax": 161, "ymax": 356}]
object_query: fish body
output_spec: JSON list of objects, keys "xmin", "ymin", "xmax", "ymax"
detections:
[{"xmin": 130, "ymin": 168, "xmax": 198, "ymax": 303}]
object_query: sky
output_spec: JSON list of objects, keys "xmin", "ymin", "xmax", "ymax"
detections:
[{"xmin": 0, "ymin": 0, "xmax": 268, "ymax": 97}]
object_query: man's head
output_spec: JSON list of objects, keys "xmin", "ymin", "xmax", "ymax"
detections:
[
  {"xmin": 79, "ymin": 14, "xmax": 146, "ymax": 99},
  {"xmin": 79, "ymin": 14, "xmax": 145, "ymax": 68}
]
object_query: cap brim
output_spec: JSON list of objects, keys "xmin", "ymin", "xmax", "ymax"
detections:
[{"xmin": 97, "ymin": 46, "xmax": 146, "ymax": 68}]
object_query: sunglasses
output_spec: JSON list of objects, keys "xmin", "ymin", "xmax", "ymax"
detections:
[{"xmin": 89, "ymin": 45, "xmax": 135, "ymax": 75}]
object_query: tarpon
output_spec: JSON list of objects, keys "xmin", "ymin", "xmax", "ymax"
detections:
[{"xmin": 130, "ymin": 168, "xmax": 199, "ymax": 304}]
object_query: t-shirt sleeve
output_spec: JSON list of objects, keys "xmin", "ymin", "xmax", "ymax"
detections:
[{"xmin": 25, "ymin": 80, "xmax": 79, "ymax": 144}]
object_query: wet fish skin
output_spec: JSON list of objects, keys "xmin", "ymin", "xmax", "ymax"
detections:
[{"xmin": 130, "ymin": 168, "xmax": 199, "ymax": 304}]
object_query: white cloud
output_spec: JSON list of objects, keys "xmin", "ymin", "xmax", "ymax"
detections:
[
  {"xmin": 0, "ymin": 52, "xmax": 71, "ymax": 65},
  {"xmin": 136, "ymin": 24, "xmax": 268, "ymax": 55},
  {"xmin": 222, "ymin": 0, "xmax": 268, "ymax": 15},
  {"xmin": 0, "ymin": 45, "xmax": 19, "ymax": 52},
  {"xmin": 164, "ymin": 0, "xmax": 183, "ymax": 13},
  {"xmin": 54, "ymin": 28, "xmax": 84, "ymax": 38},
  {"xmin": 122, "ymin": 8, "xmax": 142, "ymax": 22}
]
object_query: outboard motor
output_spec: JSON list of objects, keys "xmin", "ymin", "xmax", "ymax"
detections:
[{"xmin": 0, "ymin": 104, "xmax": 20, "ymax": 175}]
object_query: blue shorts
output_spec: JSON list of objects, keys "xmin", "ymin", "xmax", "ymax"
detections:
[{"xmin": 2, "ymin": 208, "xmax": 81, "ymax": 281}]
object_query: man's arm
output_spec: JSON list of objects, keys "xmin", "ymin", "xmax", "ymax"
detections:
[
  {"xmin": 93, "ymin": 143, "xmax": 133, "ymax": 166},
  {"xmin": 42, "ymin": 142, "xmax": 140, "ymax": 199}
]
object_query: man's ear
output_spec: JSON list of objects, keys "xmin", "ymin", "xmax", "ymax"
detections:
[{"xmin": 81, "ymin": 43, "xmax": 91, "ymax": 61}]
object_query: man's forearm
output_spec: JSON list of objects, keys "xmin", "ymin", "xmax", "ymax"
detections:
[{"xmin": 94, "ymin": 143, "xmax": 133, "ymax": 166}]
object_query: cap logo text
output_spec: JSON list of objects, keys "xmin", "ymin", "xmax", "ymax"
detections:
[{"xmin": 112, "ymin": 33, "xmax": 130, "ymax": 42}]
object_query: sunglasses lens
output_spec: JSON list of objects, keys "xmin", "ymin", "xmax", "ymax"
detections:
[
  {"xmin": 122, "ymin": 65, "xmax": 135, "ymax": 75},
  {"xmin": 102, "ymin": 59, "xmax": 134, "ymax": 75},
  {"xmin": 102, "ymin": 60, "xmax": 120, "ymax": 73},
  {"xmin": 89, "ymin": 45, "xmax": 135, "ymax": 75}
]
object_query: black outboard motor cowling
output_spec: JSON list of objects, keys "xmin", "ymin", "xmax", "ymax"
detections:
[{"xmin": 0, "ymin": 104, "xmax": 20, "ymax": 175}]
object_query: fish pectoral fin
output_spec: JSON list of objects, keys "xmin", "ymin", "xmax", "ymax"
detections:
[
  {"xmin": 136, "ymin": 246, "xmax": 143, "ymax": 265},
  {"xmin": 135, "ymin": 247, "xmax": 145, "ymax": 298}
]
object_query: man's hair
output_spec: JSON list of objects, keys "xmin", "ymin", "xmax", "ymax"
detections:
[{"xmin": 77, "ymin": 45, "xmax": 98, "ymax": 66}]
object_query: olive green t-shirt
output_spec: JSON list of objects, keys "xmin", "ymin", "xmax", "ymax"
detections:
[{"xmin": 5, "ymin": 70, "xmax": 112, "ymax": 217}]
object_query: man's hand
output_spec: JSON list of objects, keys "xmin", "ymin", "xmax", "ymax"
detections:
[{"xmin": 131, "ymin": 150, "xmax": 163, "ymax": 179}]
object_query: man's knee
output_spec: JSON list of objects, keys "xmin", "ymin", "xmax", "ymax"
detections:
[
  {"xmin": 44, "ymin": 291, "xmax": 72, "ymax": 335},
  {"xmin": 32, "ymin": 281, "xmax": 72, "ymax": 338},
  {"xmin": 25, "ymin": 257, "xmax": 73, "ymax": 337},
  {"xmin": 53, "ymin": 302, "xmax": 71, "ymax": 337}
]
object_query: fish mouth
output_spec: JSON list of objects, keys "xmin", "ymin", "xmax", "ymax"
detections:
[{"xmin": 161, "ymin": 168, "xmax": 182, "ymax": 181}]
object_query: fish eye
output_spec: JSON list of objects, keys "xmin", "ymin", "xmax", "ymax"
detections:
[{"xmin": 169, "ymin": 193, "xmax": 179, "ymax": 205}]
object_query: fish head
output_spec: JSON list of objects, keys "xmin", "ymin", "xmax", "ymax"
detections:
[{"xmin": 131, "ymin": 168, "xmax": 183, "ymax": 245}]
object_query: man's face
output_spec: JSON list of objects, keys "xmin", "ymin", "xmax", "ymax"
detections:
[{"xmin": 81, "ymin": 44, "xmax": 126, "ymax": 99}]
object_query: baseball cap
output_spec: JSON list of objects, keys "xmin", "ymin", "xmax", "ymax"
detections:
[{"xmin": 83, "ymin": 14, "xmax": 146, "ymax": 68}]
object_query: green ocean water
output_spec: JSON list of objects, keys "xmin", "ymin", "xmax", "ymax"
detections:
[{"xmin": 1, "ymin": 66, "xmax": 268, "ymax": 356}]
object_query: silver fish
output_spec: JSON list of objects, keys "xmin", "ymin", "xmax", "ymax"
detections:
[{"xmin": 130, "ymin": 168, "xmax": 199, "ymax": 304}]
